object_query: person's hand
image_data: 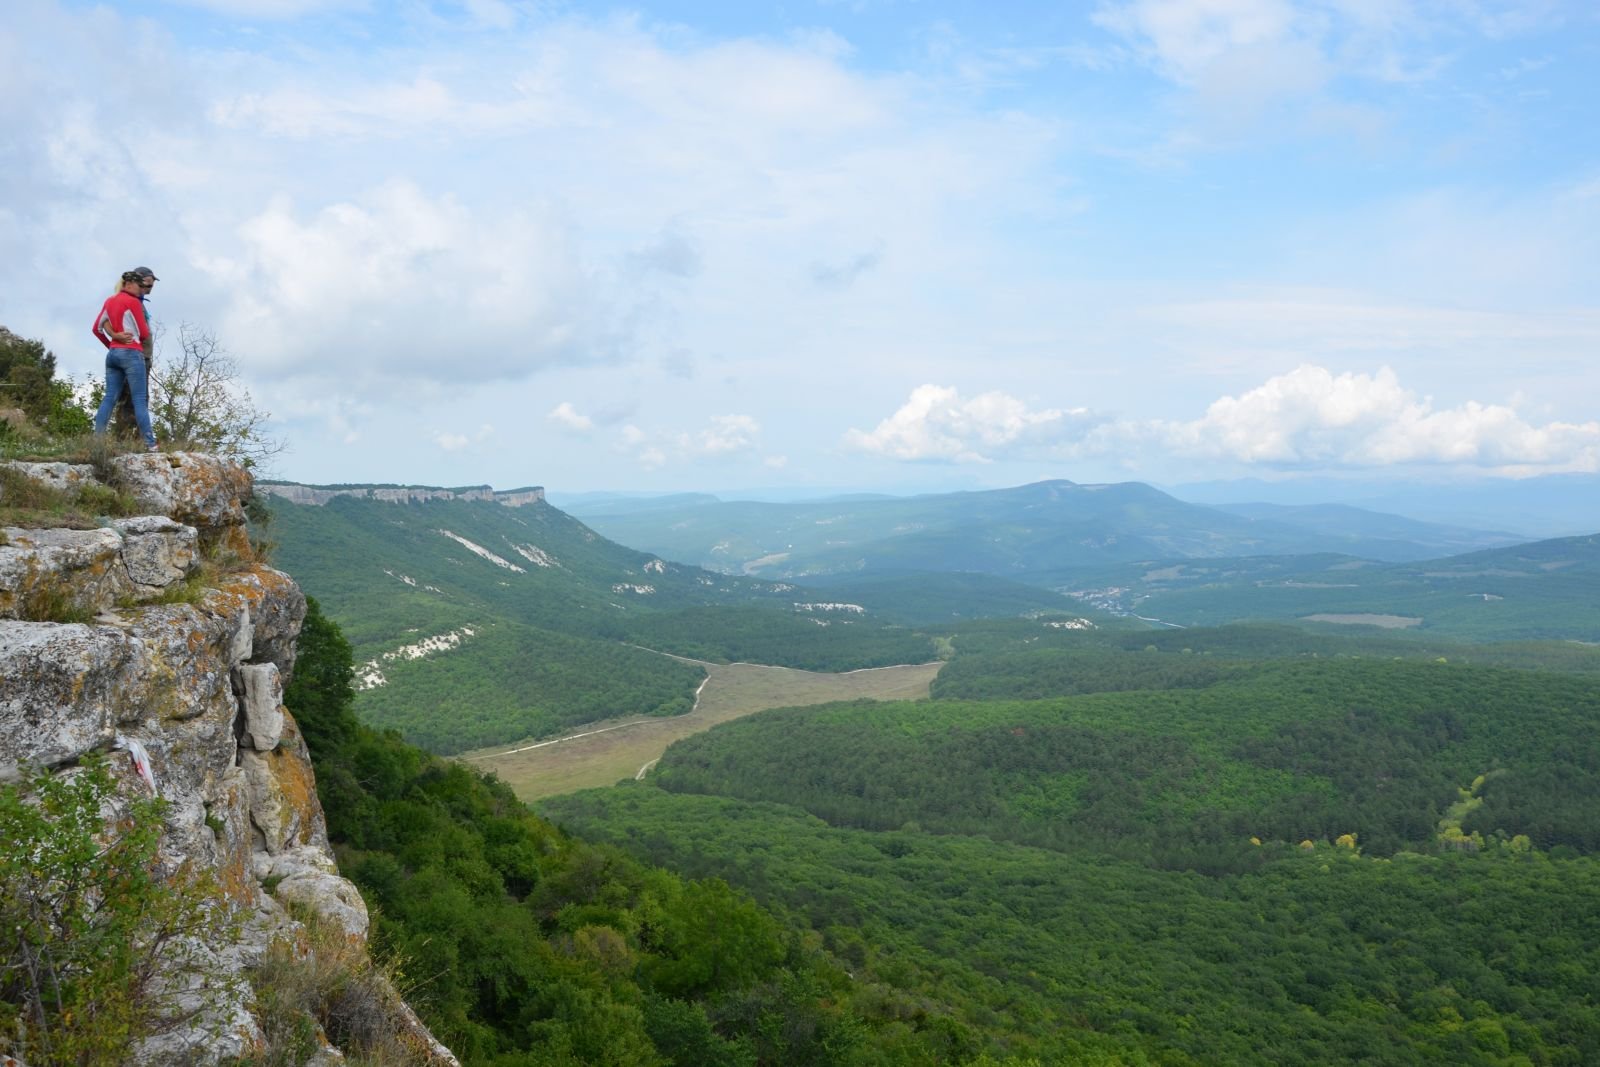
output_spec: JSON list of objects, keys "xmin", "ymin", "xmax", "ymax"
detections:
[{"xmin": 112, "ymin": 330, "xmax": 135, "ymax": 344}]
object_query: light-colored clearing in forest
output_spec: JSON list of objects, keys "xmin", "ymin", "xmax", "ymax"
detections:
[
  {"xmin": 1301, "ymin": 613, "xmax": 1423, "ymax": 629},
  {"xmin": 460, "ymin": 658, "xmax": 942, "ymax": 801}
]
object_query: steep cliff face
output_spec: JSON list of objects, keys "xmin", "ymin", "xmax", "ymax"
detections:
[
  {"xmin": 0, "ymin": 453, "xmax": 457, "ymax": 1066},
  {"xmin": 255, "ymin": 482, "xmax": 544, "ymax": 507}
]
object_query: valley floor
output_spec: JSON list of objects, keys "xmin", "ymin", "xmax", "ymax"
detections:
[{"xmin": 460, "ymin": 655, "xmax": 943, "ymax": 800}]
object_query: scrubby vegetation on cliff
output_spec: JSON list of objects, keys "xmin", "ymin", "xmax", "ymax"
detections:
[{"xmin": 0, "ymin": 761, "xmax": 236, "ymax": 1067}]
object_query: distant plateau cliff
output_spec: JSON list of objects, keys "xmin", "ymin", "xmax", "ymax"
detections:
[{"xmin": 257, "ymin": 481, "xmax": 544, "ymax": 507}]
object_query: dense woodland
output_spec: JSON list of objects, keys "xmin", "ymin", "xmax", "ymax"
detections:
[
  {"xmin": 287, "ymin": 600, "xmax": 1041, "ymax": 1065},
  {"xmin": 788, "ymin": 571, "xmax": 1108, "ymax": 627},
  {"xmin": 617, "ymin": 607, "xmax": 935, "ymax": 673},
  {"xmin": 636, "ymin": 658, "xmax": 1600, "ymax": 859},
  {"xmin": 265, "ymin": 487, "xmax": 1600, "ymax": 1064},
  {"xmin": 365, "ymin": 620, "xmax": 705, "ymax": 754},
  {"xmin": 1040, "ymin": 535, "xmax": 1600, "ymax": 642},
  {"xmin": 550, "ymin": 787, "xmax": 1600, "ymax": 1066},
  {"xmin": 542, "ymin": 624, "xmax": 1600, "ymax": 1065}
]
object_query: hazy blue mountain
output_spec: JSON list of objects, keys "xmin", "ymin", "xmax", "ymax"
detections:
[
  {"xmin": 1171, "ymin": 472, "xmax": 1600, "ymax": 540},
  {"xmin": 565, "ymin": 478, "xmax": 1515, "ymax": 578},
  {"xmin": 544, "ymin": 490, "xmax": 723, "ymax": 515},
  {"xmin": 1211, "ymin": 501, "xmax": 1522, "ymax": 555}
]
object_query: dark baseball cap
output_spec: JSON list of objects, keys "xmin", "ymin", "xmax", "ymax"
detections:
[{"xmin": 132, "ymin": 266, "xmax": 159, "ymax": 281}]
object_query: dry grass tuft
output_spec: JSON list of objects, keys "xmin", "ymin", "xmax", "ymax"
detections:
[
  {"xmin": 244, "ymin": 912, "xmax": 439, "ymax": 1067},
  {"xmin": 0, "ymin": 459, "xmax": 139, "ymax": 531}
]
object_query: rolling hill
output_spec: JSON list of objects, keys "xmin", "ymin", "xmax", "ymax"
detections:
[
  {"xmin": 258, "ymin": 484, "xmax": 1118, "ymax": 752},
  {"xmin": 1173, "ymin": 471, "xmax": 1600, "ymax": 540},
  {"xmin": 562, "ymin": 478, "xmax": 1521, "ymax": 578}
]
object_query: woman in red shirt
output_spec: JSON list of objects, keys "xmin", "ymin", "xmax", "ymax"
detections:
[{"xmin": 91, "ymin": 271, "xmax": 158, "ymax": 450}]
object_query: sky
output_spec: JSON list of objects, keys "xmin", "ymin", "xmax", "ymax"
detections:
[{"xmin": 4, "ymin": 0, "xmax": 1598, "ymax": 496}]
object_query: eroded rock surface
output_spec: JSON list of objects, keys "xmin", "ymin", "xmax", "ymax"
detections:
[
  {"xmin": 0, "ymin": 621, "xmax": 147, "ymax": 779},
  {"xmin": 0, "ymin": 460, "xmax": 97, "ymax": 493},
  {"xmin": 0, "ymin": 455, "xmax": 457, "ymax": 1067},
  {"xmin": 112, "ymin": 515, "xmax": 199, "ymax": 590},
  {"xmin": 109, "ymin": 451, "xmax": 252, "ymax": 534}
]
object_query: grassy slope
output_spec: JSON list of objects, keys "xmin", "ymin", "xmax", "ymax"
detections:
[{"xmin": 263, "ymin": 494, "xmax": 1115, "ymax": 753}]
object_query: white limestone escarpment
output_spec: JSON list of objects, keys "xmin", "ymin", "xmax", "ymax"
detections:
[
  {"xmin": 0, "ymin": 452, "xmax": 458, "ymax": 1066},
  {"xmin": 256, "ymin": 480, "xmax": 545, "ymax": 507}
]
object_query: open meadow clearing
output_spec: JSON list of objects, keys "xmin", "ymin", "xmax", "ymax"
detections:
[{"xmin": 460, "ymin": 656, "xmax": 943, "ymax": 800}]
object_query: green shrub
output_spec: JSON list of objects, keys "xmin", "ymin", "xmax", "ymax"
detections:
[
  {"xmin": 19, "ymin": 580, "xmax": 97, "ymax": 623},
  {"xmin": 0, "ymin": 757, "xmax": 238, "ymax": 1066},
  {"xmin": 0, "ymin": 331, "xmax": 95, "ymax": 443}
]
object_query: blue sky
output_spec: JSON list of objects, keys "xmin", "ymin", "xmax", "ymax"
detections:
[{"xmin": 4, "ymin": 0, "xmax": 1597, "ymax": 494}]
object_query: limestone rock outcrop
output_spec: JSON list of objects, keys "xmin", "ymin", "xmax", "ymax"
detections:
[
  {"xmin": 256, "ymin": 480, "xmax": 545, "ymax": 507},
  {"xmin": 0, "ymin": 454, "xmax": 458, "ymax": 1067}
]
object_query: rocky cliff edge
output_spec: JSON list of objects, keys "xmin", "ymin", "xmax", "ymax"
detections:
[{"xmin": 0, "ymin": 452, "xmax": 458, "ymax": 1066}]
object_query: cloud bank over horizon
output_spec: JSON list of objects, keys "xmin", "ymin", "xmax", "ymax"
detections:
[{"xmin": 845, "ymin": 366, "xmax": 1600, "ymax": 476}]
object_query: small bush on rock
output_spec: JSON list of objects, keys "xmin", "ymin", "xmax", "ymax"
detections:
[{"xmin": 0, "ymin": 758, "xmax": 236, "ymax": 1067}]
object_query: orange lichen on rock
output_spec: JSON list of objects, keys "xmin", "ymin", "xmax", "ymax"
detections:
[{"xmin": 268, "ymin": 713, "xmax": 324, "ymax": 848}]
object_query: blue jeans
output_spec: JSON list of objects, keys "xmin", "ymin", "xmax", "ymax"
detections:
[{"xmin": 94, "ymin": 347, "xmax": 156, "ymax": 447}]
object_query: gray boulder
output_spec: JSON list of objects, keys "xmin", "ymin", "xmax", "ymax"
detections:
[
  {"xmin": 0, "ymin": 526, "xmax": 128, "ymax": 619},
  {"xmin": 109, "ymin": 452, "xmax": 252, "ymax": 534},
  {"xmin": 111, "ymin": 515, "xmax": 200, "ymax": 591},
  {"xmin": 0, "ymin": 620, "xmax": 147, "ymax": 780}
]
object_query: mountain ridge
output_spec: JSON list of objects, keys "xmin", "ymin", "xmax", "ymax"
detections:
[{"xmin": 560, "ymin": 477, "xmax": 1526, "ymax": 576}]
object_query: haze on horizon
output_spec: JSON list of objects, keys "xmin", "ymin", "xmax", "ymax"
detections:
[{"xmin": 5, "ymin": 0, "xmax": 1597, "ymax": 497}]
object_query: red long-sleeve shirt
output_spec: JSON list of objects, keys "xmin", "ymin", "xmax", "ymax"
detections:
[{"xmin": 93, "ymin": 290, "xmax": 150, "ymax": 351}]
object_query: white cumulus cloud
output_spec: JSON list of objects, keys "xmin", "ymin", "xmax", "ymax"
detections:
[
  {"xmin": 1094, "ymin": 0, "xmax": 1302, "ymax": 85},
  {"xmin": 613, "ymin": 414, "xmax": 764, "ymax": 468},
  {"xmin": 548, "ymin": 402, "xmax": 594, "ymax": 431},
  {"xmin": 843, "ymin": 384, "xmax": 1085, "ymax": 463},
  {"xmin": 1158, "ymin": 364, "xmax": 1600, "ymax": 471},
  {"xmin": 206, "ymin": 181, "xmax": 614, "ymax": 392},
  {"xmin": 850, "ymin": 368, "xmax": 1600, "ymax": 475},
  {"xmin": 167, "ymin": 0, "xmax": 363, "ymax": 15},
  {"xmin": 430, "ymin": 423, "xmax": 494, "ymax": 453},
  {"xmin": 684, "ymin": 414, "xmax": 761, "ymax": 457}
]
